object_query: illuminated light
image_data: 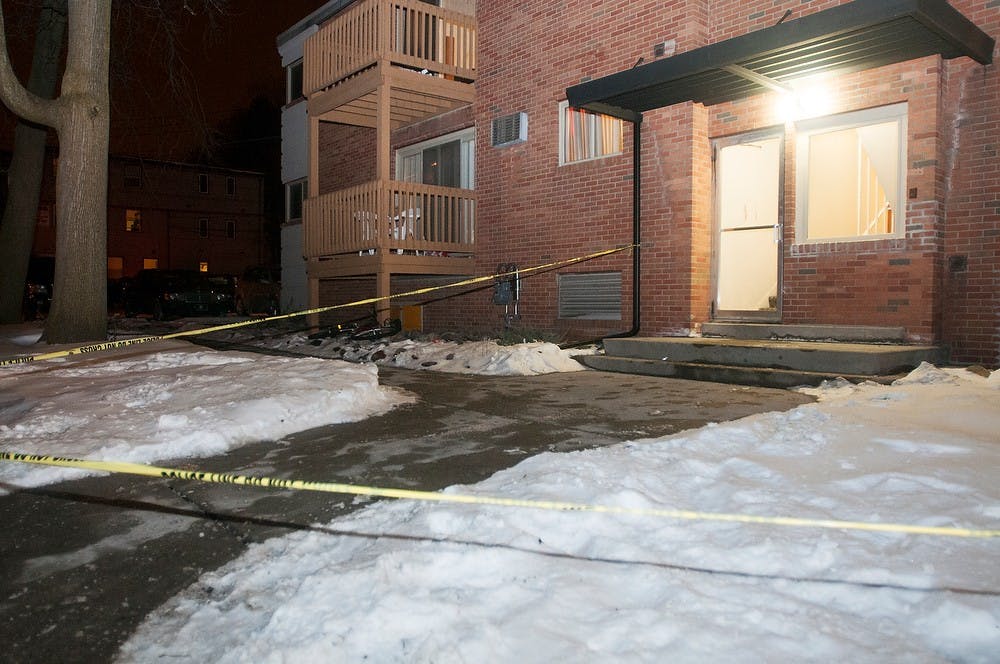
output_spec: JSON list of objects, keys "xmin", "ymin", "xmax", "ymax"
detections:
[{"xmin": 776, "ymin": 77, "xmax": 835, "ymax": 123}]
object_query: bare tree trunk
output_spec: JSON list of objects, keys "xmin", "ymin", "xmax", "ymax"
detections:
[
  {"xmin": 43, "ymin": 0, "xmax": 111, "ymax": 343},
  {"xmin": 0, "ymin": 0, "xmax": 67, "ymax": 323},
  {"xmin": 0, "ymin": 0, "xmax": 223, "ymax": 343}
]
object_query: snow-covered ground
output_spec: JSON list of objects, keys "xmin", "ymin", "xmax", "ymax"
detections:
[
  {"xmin": 2, "ymin": 322, "xmax": 998, "ymax": 661},
  {"xmin": 0, "ymin": 321, "xmax": 587, "ymax": 491}
]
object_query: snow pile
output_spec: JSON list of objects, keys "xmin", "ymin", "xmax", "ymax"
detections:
[
  {"xmin": 205, "ymin": 324, "xmax": 591, "ymax": 375},
  {"xmin": 0, "ymin": 340, "xmax": 409, "ymax": 491},
  {"xmin": 357, "ymin": 338, "xmax": 588, "ymax": 374},
  {"xmin": 119, "ymin": 365, "xmax": 1000, "ymax": 662}
]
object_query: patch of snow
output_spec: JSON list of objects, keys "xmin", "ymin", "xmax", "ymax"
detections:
[
  {"xmin": 0, "ymin": 337, "xmax": 409, "ymax": 492},
  {"xmin": 117, "ymin": 362, "xmax": 1000, "ymax": 663},
  {"xmin": 3, "ymin": 324, "xmax": 997, "ymax": 661}
]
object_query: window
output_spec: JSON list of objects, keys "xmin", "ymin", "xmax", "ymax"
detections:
[
  {"xmin": 125, "ymin": 209, "xmax": 142, "ymax": 232},
  {"xmin": 226, "ymin": 176, "xmax": 236, "ymax": 197},
  {"xmin": 286, "ymin": 59, "xmax": 304, "ymax": 104},
  {"xmin": 124, "ymin": 163, "xmax": 142, "ymax": 188},
  {"xmin": 559, "ymin": 100, "xmax": 623, "ymax": 165},
  {"xmin": 286, "ymin": 179, "xmax": 306, "ymax": 221},
  {"xmin": 557, "ymin": 272, "xmax": 622, "ymax": 320},
  {"xmin": 107, "ymin": 257, "xmax": 124, "ymax": 280},
  {"xmin": 226, "ymin": 220, "xmax": 236, "ymax": 239},
  {"xmin": 198, "ymin": 173, "xmax": 209, "ymax": 194},
  {"xmin": 199, "ymin": 261, "xmax": 209, "ymax": 273},
  {"xmin": 143, "ymin": 258, "xmax": 159, "ymax": 270},
  {"xmin": 796, "ymin": 103, "xmax": 907, "ymax": 242},
  {"xmin": 396, "ymin": 128, "xmax": 475, "ymax": 188},
  {"xmin": 198, "ymin": 218, "xmax": 209, "ymax": 238}
]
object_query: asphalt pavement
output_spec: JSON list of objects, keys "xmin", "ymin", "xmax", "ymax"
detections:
[{"xmin": 0, "ymin": 360, "xmax": 812, "ymax": 662}]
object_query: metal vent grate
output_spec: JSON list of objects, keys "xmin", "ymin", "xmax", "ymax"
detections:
[
  {"xmin": 558, "ymin": 272, "xmax": 622, "ymax": 320},
  {"xmin": 492, "ymin": 112, "xmax": 528, "ymax": 147}
]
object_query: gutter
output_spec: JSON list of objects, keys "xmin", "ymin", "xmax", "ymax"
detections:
[{"xmin": 604, "ymin": 115, "xmax": 642, "ymax": 339}]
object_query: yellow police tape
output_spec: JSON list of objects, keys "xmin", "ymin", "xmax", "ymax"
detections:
[
  {"xmin": 2, "ymin": 451, "xmax": 997, "ymax": 539},
  {"xmin": 0, "ymin": 245, "xmax": 633, "ymax": 367}
]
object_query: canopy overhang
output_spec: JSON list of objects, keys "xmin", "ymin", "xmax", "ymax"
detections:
[{"xmin": 566, "ymin": 0, "xmax": 994, "ymax": 122}]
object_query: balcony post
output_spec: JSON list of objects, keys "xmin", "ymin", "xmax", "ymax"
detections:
[
  {"xmin": 375, "ymin": 76, "xmax": 392, "ymax": 181},
  {"xmin": 376, "ymin": 266, "xmax": 391, "ymax": 324},
  {"xmin": 308, "ymin": 275, "xmax": 320, "ymax": 331},
  {"xmin": 308, "ymin": 114, "xmax": 320, "ymax": 197}
]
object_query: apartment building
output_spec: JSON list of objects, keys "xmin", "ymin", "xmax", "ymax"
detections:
[{"xmin": 285, "ymin": 0, "xmax": 997, "ymax": 366}]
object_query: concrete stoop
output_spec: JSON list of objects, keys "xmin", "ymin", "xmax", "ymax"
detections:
[{"xmin": 576, "ymin": 327, "xmax": 948, "ymax": 388}]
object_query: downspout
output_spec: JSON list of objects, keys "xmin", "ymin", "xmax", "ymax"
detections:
[{"xmin": 605, "ymin": 115, "xmax": 642, "ymax": 339}]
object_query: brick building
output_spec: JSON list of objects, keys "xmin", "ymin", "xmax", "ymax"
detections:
[
  {"xmin": 27, "ymin": 155, "xmax": 269, "ymax": 279},
  {"xmin": 290, "ymin": 0, "xmax": 998, "ymax": 367}
]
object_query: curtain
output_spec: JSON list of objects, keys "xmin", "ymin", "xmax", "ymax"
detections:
[{"xmin": 565, "ymin": 106, "xmax": 622, "ymax": 163}]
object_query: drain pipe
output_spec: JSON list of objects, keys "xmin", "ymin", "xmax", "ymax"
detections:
[
  {"xmin": 558, "ymin": 115, "xmax": 642, "ymax": 351},
  {"xmin": 605, "ymin": 115, "xmax": 642, "ymax": 340}
]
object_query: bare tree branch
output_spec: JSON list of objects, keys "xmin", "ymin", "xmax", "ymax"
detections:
[{"xmin": 0, "ymin": 1, "xmax": 59, "ymax": 127}]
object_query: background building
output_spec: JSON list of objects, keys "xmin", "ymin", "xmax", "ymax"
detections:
[{"xmin": 18, "ymin": 153, "xmax": 269, "ymax": 279}]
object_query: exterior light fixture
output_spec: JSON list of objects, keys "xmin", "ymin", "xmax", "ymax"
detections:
[{"xmin": 776, "ymin": 77, "xmax": 834, "ymax": 123}]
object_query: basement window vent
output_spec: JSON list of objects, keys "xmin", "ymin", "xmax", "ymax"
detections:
[
  {"xmin": 558, "ymin": 271, "xmax": 622, "ymax": 320},
  {"xmin": 492, "ymin": 112, "xmax": 528, "ymax": 147}
]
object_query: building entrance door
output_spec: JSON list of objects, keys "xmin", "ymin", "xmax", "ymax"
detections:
[{"xmin": 713, "ymin": 131, "xmax": 783, "ymax": 320}]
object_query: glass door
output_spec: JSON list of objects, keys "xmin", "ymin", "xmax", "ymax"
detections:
[{"xmin": 713, "ymin": 131, "xmax": 783, "ymax": 320}]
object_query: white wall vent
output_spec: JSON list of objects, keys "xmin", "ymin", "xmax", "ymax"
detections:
[{"xmin": 558, "ymin": 272, "xmax": 622, "ymax": 320}]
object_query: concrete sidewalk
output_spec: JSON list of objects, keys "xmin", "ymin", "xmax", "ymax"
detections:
[{"xmin": 0, "ymin": 366, "xmax": 811, "ymax": 663}]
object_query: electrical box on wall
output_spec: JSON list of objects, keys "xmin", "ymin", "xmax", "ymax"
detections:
[
  {"xmin": 653, "ymin": 39, "xmax": 676, "ymax": 58},
  {"xmin": 492, "ymin": 263, "xmax": 519, "ymax": 305}
]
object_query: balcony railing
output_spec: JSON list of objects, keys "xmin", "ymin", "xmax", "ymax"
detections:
[
  {"xmin": 304, "ymin": 0, "xmax": 476, "ymax": 96},
  {"xmin": 304, "ymin": 180, "xmax": 476, "ymax": 258}
]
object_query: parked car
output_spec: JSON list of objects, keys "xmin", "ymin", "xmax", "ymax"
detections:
[
  {"xmin": 234, "ymin": 265, "xmax": 280, "ymax": 316},
  {"xmin": 22, "ymin": 256, "xmax": 55, "ymax": 320},
  {"xmin": 123, "ymin": 269, "xmax": 234, "ymax": 320}
]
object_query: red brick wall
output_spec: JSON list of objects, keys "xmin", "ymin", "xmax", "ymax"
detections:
[
  {"xmin": 710, "ymin": 1, "xmax": 843, "ymax": 41},
  {"xmin": 317, "ymin": 123, "xmax": 375, "ymax": 194},
  {"xmin": 316, "ymin": 107, "xmax": 474, "ymax": 196},
  {"xmin": 473, "ymin": 0, "xmax": 713, "ymax": 339},
  {"xmin": 711, "ymin": 56, "xmax": 946, "ymax": 343},
  {"xmin": 318, "ymin": 274, "xmax": 490, "ymax": 334},
  {"xmin": 468, "ymin": 0, "xmax": 997, "ymax": 364},
  {"xmin": 941, "ymin": 2, "xmax": 1000, "ymax": 366},
  {"xmin": 710, "ymin": 1, "xmax": 995, "ymax": 364},
  {"xmin": 309, "ymin": 0, "xmax": 998, "ymax": 365}
]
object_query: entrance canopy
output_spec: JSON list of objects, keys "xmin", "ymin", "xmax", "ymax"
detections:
[{"xmin": 566, "ymin": 0, "xmax": 994, "ymax": 122}]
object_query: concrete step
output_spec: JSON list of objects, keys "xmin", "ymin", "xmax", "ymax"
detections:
[
  {"xmin": 701, "ymin": 322, "xmax": 907, "ymax": 343},
  {"xmin": 577, "ymin": 355, "xmax": 904, "ymax": 388},
  {"xmin": 597, "ymin": 336, "xmax": 947, "ymax": 383}
]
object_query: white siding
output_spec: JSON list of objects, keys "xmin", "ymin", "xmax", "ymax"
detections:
[
  {"xmin": 281, "ymin": 102, "xmax": 309, "ymax": 182},
  {"xmin": 280, "ymin": 224, "xmax": 307, "ymax": 314}
]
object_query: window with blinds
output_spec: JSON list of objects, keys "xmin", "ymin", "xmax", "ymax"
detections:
[{"xmin": 559, "ymin": 100, "xmax": 623, "ymax": 165}]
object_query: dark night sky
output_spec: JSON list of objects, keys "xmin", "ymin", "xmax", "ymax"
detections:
[{"xmin": 1, "ymin": 0, "xmax": 329, "ymax": 164}]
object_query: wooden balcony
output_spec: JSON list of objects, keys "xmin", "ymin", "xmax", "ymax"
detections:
[
  {"xmin": 304, "ymin": 180, "xmax": 475, "ymax": 278},
  {"xmin": 304, "ymin": 0, "xmax": 476, "ymax": 129},
  {"xmin": 301, "ymin": 1, "xmax": 476, "ymax": 317}
]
